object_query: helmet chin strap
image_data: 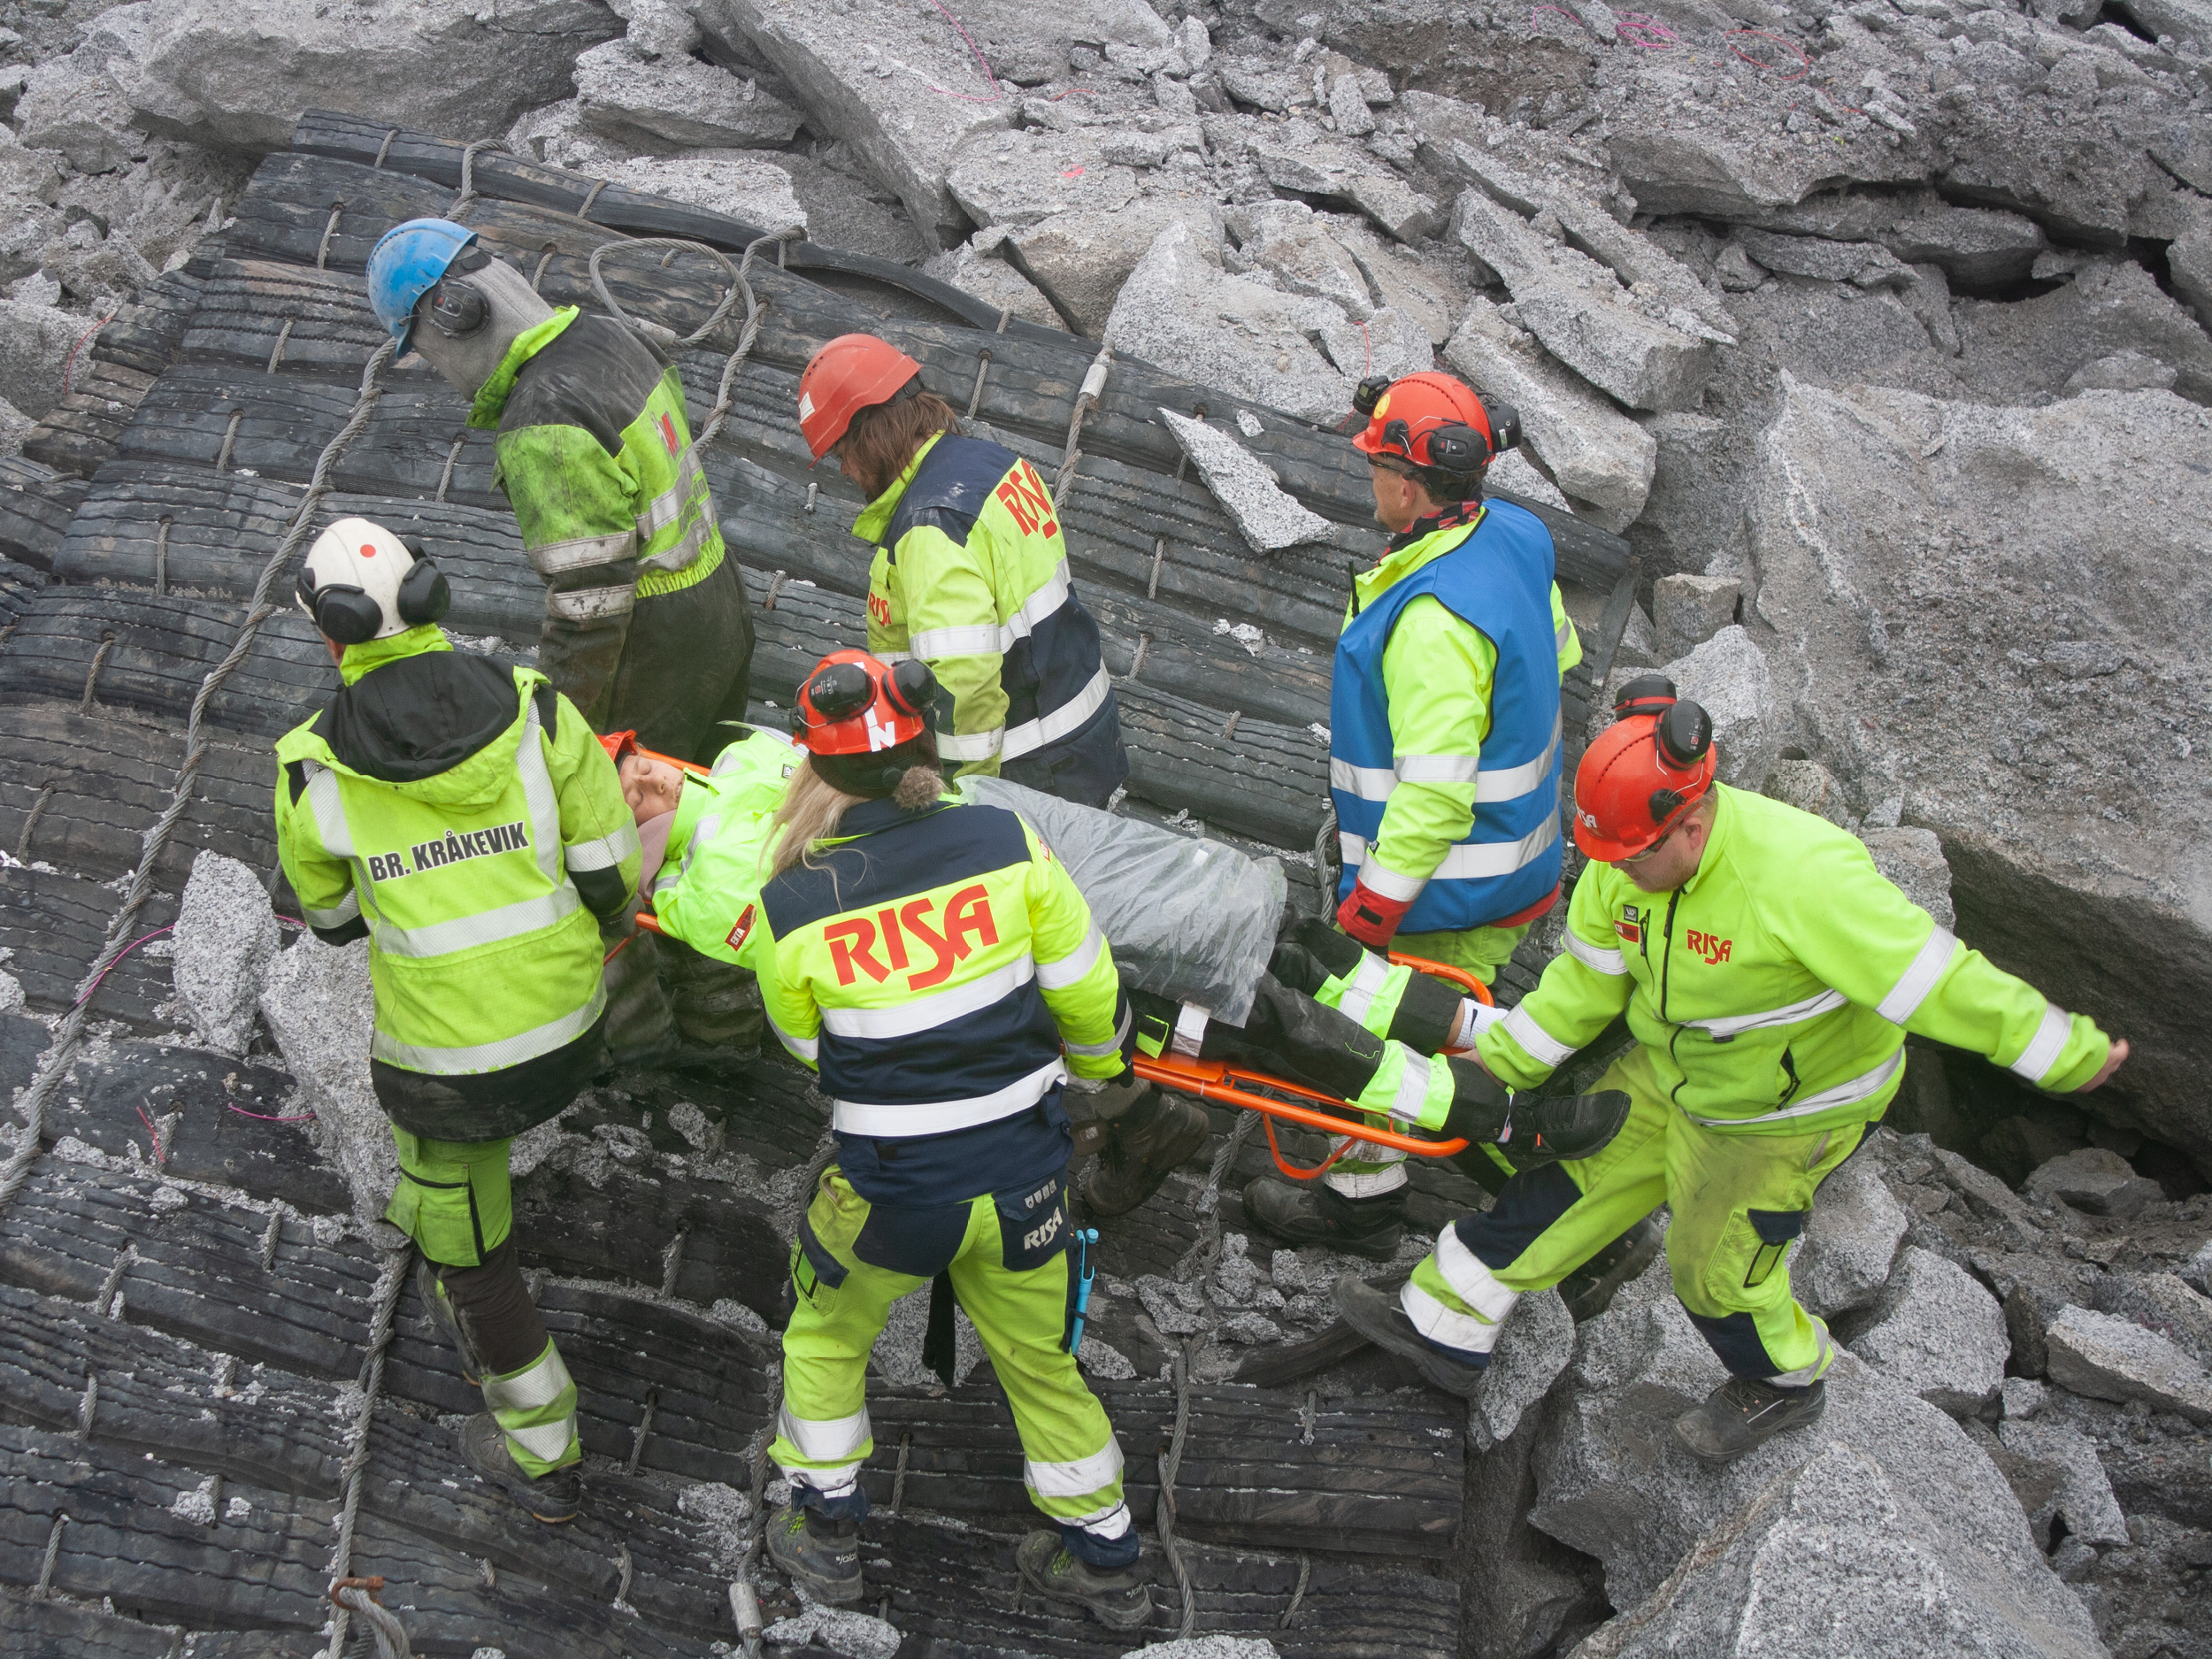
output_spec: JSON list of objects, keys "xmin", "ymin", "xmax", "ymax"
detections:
[{"xmin": 407, "ymin": 257, "xmax": 557, "ymax": 399}]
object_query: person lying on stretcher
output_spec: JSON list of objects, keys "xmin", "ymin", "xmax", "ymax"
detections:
[{"xmin": 606, "ymin": 726, "xmax": 1632, "ymax": 1225}]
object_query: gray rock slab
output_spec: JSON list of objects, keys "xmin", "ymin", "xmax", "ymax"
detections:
[
  {"xmin": 2064, "ymin": 349, "xmax": 2178, "ymax": 394},
  {"xmin": 1999, "ymin": 1414, "xmax": 2130, "ymax": 1547},
  {"xmin": 1793, "ymin": 1156, "xmax": 1908, "ymax": 1318},
  {"xmin": 1452, "ymin": 189, "xmax": 1717, "ymax": 414},
  {"xmin": 1469, "ymin": 1289, "xmax": 1574, "ymax": 1450},
  {"xmin": 1745, "ymin": 378, "xmax": 2212, "ymax": 1157},
  {"xmin": 1880, "ymin": 201, "xmax": 2048, "ymax": 288},
  {"xmin": 104, "ymin": 0, "xmax": 623, "ymax": 151},
  {"xmin": 2024, "ymin": 1147, "xmax": 2162, "ymax": 1220},
  {"xmin": 922, "ymin": 232, "xmax": 1065, "ymax": 331},
  {"xmin": 1975, "ymin": 1248, "xmax": 2101, "ymax": 1380},
  {"xmin": 1244, "ymin": 120, "xmax": 1440, "ymax": 242},
  {"xmin": 1652, "ymin": 572, "xmax": 1740, "ymax": 662},
  {"xmin": 1158, "ymin": 410, "xmax": 1335, "ymax": 555},
  {"xmin": 588, "ymin": 152, "xmax": 807, "ymax": 232},
  {"xmin": 1860, "ymin": 826, "xmax": 1955, "ymax": 931},
  {"xmin": 0, "ymin": 298, "xmax": 87, "ymax": 423},
  {"xmin": 13, "ymin": 51, "xmax": 138, "ymax": 176},
  {"xmin": 1226, "ymin": 200, "xmax": 1374, "ymax": 318},
  {"xmin": 1443, "ymin": 296, "xmax": 1655, "ymax": 530},
  {"xmin": 1568, "ymin": 1436, "xmax": 2103, "ymax": 1659},
  {"xmin": 1532, "ymin": 1268, "xmax": 2095, "ymax": 1651},
  {"xmin": 0, "ymin": 968, "xmax": 24, "ymax": 1017},
  {"xmin": 1847, "ymin": 1245, "xmax": 2008, "ymax": 1417},
  {"xmin": 1106, "ymin": 221, "xmax": 1349, "ymax": 425},
  {"xmin": 573, "ymin": 39, "xmax": 803, "ymax": 150},
  {"xmin": 257, "ymin": 934, "xmax": 388, "ymax": 1224},
  {"xmin": 1656, "ymin": 626, "xmax": 1776, "ymax": 790},
  {"xmin": 170, "ymin": 851, "xmax": 278, "ymax": 1057},
  {"xmin": 1733, "ymin": 227, "xmax": 1915, "ymax": 289},
  {"xmin": 2045, "ymin": 1304, "xmax": 2212, "ymax": 1423},
  {"xmin": 1763, "ymin": 759, "xmax": 1853, "ymax": 828},
  {"xmin": 2090, "ymin": 1272, "xmax": 2212, "ymax": 1372}
]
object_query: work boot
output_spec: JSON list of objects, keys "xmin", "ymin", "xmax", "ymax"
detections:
[
  {"xmin": 1241, "ymin": 1179, "xmax": 1404, "ymax": 1262},
  {"xmin": 1496, "ymin": 1087, "xmax": 1632, "ymax": 1166},
  {"xmin": 764, "ymin": 1502, "xmax": 863, "ymax": 1605},
  {"xmin": 1672, "ymin": 1376, "xmax": 1827, "ymax": 1464},
  {"xmin": 1556, "ymin": 1213, "xmax": 1663, "ymax": 1323},
  {"xmin": 1331, "ymin": 1276, "xmax": 1484, "ymax": 1399},
  {"xmin": 1083, "ymin": 1088, "xmax": 1211, "ymax": 1217},
  {"xmin": 457, "ymin": 1412, "xmax": 580, "ymax": 1523},
  {"xmin": 1015, "ymin": 1531, "xmax": 1153, "ymax": 1632},
  {"xmin": 415, "ymin": 1256, "xmax": 482, "ymax": 1386}
]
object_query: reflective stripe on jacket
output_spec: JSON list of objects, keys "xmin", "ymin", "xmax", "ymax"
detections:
[
  {"xmin": 273, "ymin": 627, "xmax": 639, "ymax": 1075},
  {"xmin": 649, "ymin": 729, "xmax": 800, "ymax": 974},
  {"xmin": 756, "ymin": 797, "xmax": 1129, "ymax": 1138},
  {"xmin": 1332, "ymin": 502, "xmax": 1567, "ymax": 932},
  {"xmin": 472, "ymin": 310, "xmax": 726, "ymax": 726},
  {"xmin": 1478, "ymin": 784, "xmax": 2113, "ymax": 1132},
  {"xmin": 853, "ymin": 433, "xmax": 1127, "ymax": 800}
]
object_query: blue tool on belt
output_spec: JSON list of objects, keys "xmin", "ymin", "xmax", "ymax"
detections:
[{"xmin": 1066, "ymin": 1226, "xmax": 1101, "ymax": 1356}]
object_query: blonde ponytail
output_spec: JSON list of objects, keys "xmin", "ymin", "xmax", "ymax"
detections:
[{"xmin": 765, "ymin": 758, "xmax": 866, "ymax": 881}]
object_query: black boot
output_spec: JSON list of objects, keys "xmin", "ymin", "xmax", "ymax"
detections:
[
  {"xmin": 1331, "ymin": 1276, "xmax": 1485, "ymax": 1398},
  {"xmin": 1015, "ymin": 1532, "xmax": 1153, "ymax": 1632},
  {"xmin": 458, "ymin": 1412, "xmax": 580, "ymax": 1523},
  {"xmin": 1673, "ymin": 1376, "xmax": 1827, "ymax": 1463},
  {"xmin": 1241, "ymin": 1178, "xmax": 1404, "ymax": 1261},
  {"xmin": 1083, "ymin": 1087, "xmax": 1211, "ymax": 1217},
  {"xmin": 1557, "ymin": 1213, "xmax": 1663, "ymax": 1322},
  {"xmin": 764, "ymin": 1502, "xmax": 863, "ymax": 1604},
  {"xmin": 1440, "ymin": 1058, "xmax": 1630, "ymax": 1167}
]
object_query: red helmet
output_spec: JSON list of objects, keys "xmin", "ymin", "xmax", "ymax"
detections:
[
  {"xmin": 790, "ymin": 649, "xmax": 939, "ymax": 756},
  {"xmin": 1348, "ymin": 371, "xmax": 1519, "ymax": 472},
  {"xmin": 599, "ymin": 729, "xmax": 639, "ymax": 767},
  {"xmin": 1572, "ymin": 677, "xmax": 1718, "ymax": 861},
  {"xmin": 797, "ymin": 334, "xmax": 921, "ymax": 459}
]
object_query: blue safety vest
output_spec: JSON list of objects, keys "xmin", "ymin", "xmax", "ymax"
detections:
[{"xmin": 1329, "ymin": 502, "xmax": 1563, "ymax": 933}]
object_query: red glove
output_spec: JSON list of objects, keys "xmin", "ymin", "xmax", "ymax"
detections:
[{"xmin": 1337, "ymin": 879, "xmax": 1414, "ymax": 949}]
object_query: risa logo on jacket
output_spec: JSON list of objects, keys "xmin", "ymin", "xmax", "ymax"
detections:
[
  {"xmin": 822, "ymin": 884, "xmax": 999, "ymax": 991},
  {"xmin": 365, "ymin": 821, "xmax": 528, "ymax": 881},
  {"xmin": 990, "ymin": 457, "xmax": 1061, "ymax": 540},
  {"xmin": 1686, "ymin": 928, "xmax": 1732, "ymax": 965}
]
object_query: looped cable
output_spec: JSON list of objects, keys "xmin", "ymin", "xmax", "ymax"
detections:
[{"xmin": 589, "ymin": 234, "xmax": 787, "ymax": 349}]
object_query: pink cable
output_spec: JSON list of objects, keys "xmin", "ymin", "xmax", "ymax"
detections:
[
  {"xmin": 1529, "ymin": 4, "xmax": 1582, "ymax": 27},
  {"xmin": 76, "ymin": 925, "xmax": 173, "ymax": 1008},
  {"xmin": 925, "ymin": 0, "xmax": 1002, "ymax": 101},
  {"xmin": 1357, "ymin": 318, "xmax": 1372, "ymax": 377},
  {"xmin": 227, "ymin": 1102, "xmax": 316, "ymax": 1124},
  {"xmin": 1725, "ymin": 27, "xmax": 1810, "ymax": 80},
  {"xmin": 1613, "ymin": 11, "xmax": 1677, "ymax": 47},
  {"xmin": 135, "ymin": 1103, "xmax": 163, "ymax": 1164},
  {"xmin": 60, "ymin": 307, "xmax": 119, "ymax": 398}
]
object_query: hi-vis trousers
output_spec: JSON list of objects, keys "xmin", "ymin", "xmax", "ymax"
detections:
[
  {"xmin": 769, "ymin": 1166, "xmax": 1137, "ymax": 1565},
  {"xmin": 1400, "ymin": 1046, "xmax": 1886, "ymax": 1384}
]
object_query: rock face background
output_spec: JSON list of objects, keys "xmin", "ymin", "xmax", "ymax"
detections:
[{"xmin": 4, "ymin": 0, "xmax": 2212, "ymax": 1652}]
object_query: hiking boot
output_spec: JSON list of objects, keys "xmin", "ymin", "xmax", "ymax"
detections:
[
  {"xmin": 1331, "ymin": 1275, "xmax": 1485, "ymax": 1399},
  {"xmin": 457, "ymin": 1412, "xmax": 580, "ymax": 1523},
  {"xmin": 1240, "ymin": 1178, "xmax": 1404, "ymax": 1262},
  {"xmin": 1015, "ymin": 1531, "xmax": 1153, "ymax": 1632},
  {"xmin": 415, "ymin": 1256, "xmax": 482, "ymax": 1386},
  {"xmin": 1557, "ymin": 1213, "xmax": 1663, "ymax": 1323},
  {"xmin": 1082, "ymin": 1089, "xmax": 1210, "ymax": 1218},
  {"xmin": 764, "ymin": 1502, "xmax": 863, "ymax": 1605},
  {"xmin": 1500, "ymin": 1088, "xmax": 1632, "ymax": 1166},
  {"xmin": 1673, "ymin": 1376, "xmax": 1827, "ymax": 1464}
]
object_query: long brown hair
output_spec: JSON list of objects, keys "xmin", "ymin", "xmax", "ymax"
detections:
[{"xmin": 838, "ymin": 388, "xmax": 963, "ymax": 499}]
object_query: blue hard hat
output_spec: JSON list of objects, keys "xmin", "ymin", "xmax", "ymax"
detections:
[{"xmin": 366, "ymin": 218, "xmax": 480, "ymax": 351}]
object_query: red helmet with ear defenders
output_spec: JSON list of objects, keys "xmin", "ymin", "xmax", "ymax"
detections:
[
  {"xmin": 1572, "ymin": 676, "xmax": 1719, "ymax": 861},
  {"xmin": 1348, "ymin": 370, "xmax": 1521, "ymax": 474},
  {"xmin": 790, "ymin": 649, "xmax": 941, "ymax": 756}
]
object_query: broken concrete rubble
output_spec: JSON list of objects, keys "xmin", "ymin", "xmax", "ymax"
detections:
[
  {"xmin": 2046, "ymin": 1306, "xmax": 2212, "ymax": 1425},
  {"xmin": 170, "ymin": 850, "xmax": 277, "ymax": 1057},
  {"xmin": 1845, "ymin": 1244, "xmax": 2008, "ymax": 1417},
  {"xmin": 588, "ymin": 152, "xmax": 807, "ymax": 230},
  {"xmin": 2026, "ymin": 1147, "xmax": 2165, "ymax": 1220},
  {"xmin": 1650, "ymin": 572, "xmax": 1738, "ymax": 664},
  {"xmin": 1159, "ymin": 410, "xmax": 1334, "ymax": 556},
  {"xmin": 1654, "ymin": 626, "xmax": 1776, "ymax": 791},
  {"xmin": 256, "ymin": 934, "xmax": 388, "ymax": 1224},
  {"xmin": 1860, "ymin": 827, "xmax": 1955, "ymax": 931},
  {"xmin": 572, "ymin": 38, "xmax": 804, "ymax": 151},
  {"xmin": 1793, "ymin": 1155, "xmax": 1908, "ymax": 1318}
]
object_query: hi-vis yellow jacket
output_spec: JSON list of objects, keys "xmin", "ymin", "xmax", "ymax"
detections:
[
  {"xmin": 1479, "ymin": 785, "xmax": 2112, "ymax": 1133},
  {"xmin": 755, "ymin": 796, "xmax": 1129, "ymax": 1140}
]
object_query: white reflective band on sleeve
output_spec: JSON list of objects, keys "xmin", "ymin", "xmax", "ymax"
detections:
[
  {"xmin": 373, "ymin": 981, "xmax": 606, "ymax": 1073},
  {"xmin": 1001, "ymin": 661, "xmax": 1111, "ymax": 761},
  {"xmin": 1064, "ymin": 1001, "xmax": 1133, "ymax": 1058},
  {"xmin": 777, "ymin": 1402, "xmax": 872, "ymax": 1463},
  {"xmin": 373, "ymin": 887, "xmax": 579, "ymax": 957},
  {"xmin": 1555, "ymin": 616, "xmax": 1573, "ymax": 654},
  {"xmin": 1680, "ymin": 1047, "xmax": 1906, "ymax": 1127},
  {"xmin": 548, "ymin": 585, "xmax": 636, "ymax": 622},
  {"xmin": 2008, "ymin": 1002, "xmax": 2073, "ymax": 1085},
  {"xmin": 639, "ymin": 511, "xmax": 712, "ymax": 574},
  {"xmin": 303, "ymin": 763, "xmax": 354, "ymax": 858},
  {"xmin": 1563, "ymin": 930, "xmax": 1626, "ymax": 976},
  {"xmin": 1024, "ymin": 1437, "xmax": 1124, "ymax": 1499},
  {"xmin": 482, "ymin": 1343, "xmax": 573, "ymax": 1414},
  {"xmin": 1474, "ymin": 712, "xmax": 1563, "ymax": 805},
  {"xmin": 1388, "ymin": 1049, "xmax": 1435, "ymax": 1126},
  {"xmin": 909, "ymin": 622, "xmax": 1003, "ymax": 658},
  {"xmin": 1035, "ymin": 927, "xmax": 1104, "ymax": 990},
  {"xmin": 529, "ymin": 530, "xmax": 634, "ymax": 575},
  {"xmin": 1357, "ymin": 858, "xmax": 1430, "ymax": 904},
  {"xmin": 1431, "ymin": 814, "xmax": 1561, "ymax": 879},
  {"xmin": 1331, "ymin": 949, "xmax": 1394, "ymax": 1026},
  {"xmin": 1876, "ymin": 926, "xmax": 1957, "ymax": 1025},
  {"xmin": 514, "ymin": 703, "xmax": 565, "ymax": 886},
  {"xmin": 1397, "ymin": 753, "xmax": 1480, "ymax": 785},
  {"xmin": 1434, "ymin": 1225, "xmax": 1521, "ymax": 1324},
  {"xmin": 636, "ymin": 446, "xmax": 706, "ymax": 540},
  {"xmin": 1502, "ymin": 1004, "xmax": 1577, "ymax": 1068},
  {"xmin": 565, "ymin": 819, "xmax": 640, "ymax": 873},
  {"xmin": 936, "ymin": 725, "xmax": 1006, "ymax": 762},
  {"xmin": 833, "ymin": 1055, "xmax": 1065, "ymax": 1137},
  {"xmin": 304, "ymin": 890, "xmax": 361, "ymax": 930},
  {"xmin": 1171, "ymin": 1002, "xmax": 1210, "ymax": 1057},
  {"xmin": 1680, "ymin": 987, "xmax": 1848, "ymax": 1041},
  {"xmin": 819, "ymin": 957, "xmax": 1035, "ymax": 1041},
  {"xmin": 768, "ymin": 1015, "xmax": 819, "ymax": 1064},
  {"xmin": 1328, "ymin": 760, "xmax": 1397, "ymax": 803}
]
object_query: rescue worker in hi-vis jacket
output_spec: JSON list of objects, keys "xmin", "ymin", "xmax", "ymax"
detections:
[
  {"xmin": 751, "ymin": 649, "xmax": 1153, "ymax": 1631},
  {"xmin": 1334, "ymin": 676, "xmax": 2130, "ymax": 1463},
  {"xmin": 274, "ymin": 518, "xmax": 641, "ymax": 1525}
]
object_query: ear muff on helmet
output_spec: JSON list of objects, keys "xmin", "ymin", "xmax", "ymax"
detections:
[
  {"xmin": 1613, "ymin": 675, "xmax": 1679, "ymax": 721},
  {"xmin": 296, "ymin": 571, "xmax": 386, "ymax": 646},
  {"xmin": 425, "ymin": 278, "xmax": 489, "ymax": 338},
  {"xmin": 1655, "ymin": 701, "xmax": 1713, "ymax": 769},
  {"xmin": 394, "ymin": 542, "xmax": 450, "ymax": 627},
  {"xmin": 1425, "ymin": 423, "xmax": 1492, "ymax": 472}
]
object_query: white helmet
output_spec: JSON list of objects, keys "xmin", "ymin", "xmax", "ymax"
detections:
[{"xmin": 296, "ymin": 517, "xmax": 449, "ymax": 644}]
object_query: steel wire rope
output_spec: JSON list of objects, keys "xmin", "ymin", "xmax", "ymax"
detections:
[
  {"xmin": 1154, "ymin": 1344, "xmax": 1199, "ymax": 1640},
  {"xmin": 323, "ymin": 1247, "xmax": 411, "ymax": 1658}
]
